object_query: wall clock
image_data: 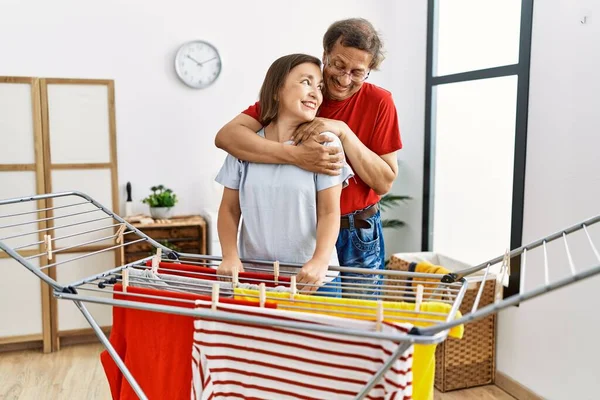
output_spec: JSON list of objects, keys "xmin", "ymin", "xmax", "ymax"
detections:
[{"xmin": 174, "ymin": 40, "xmax": 222, "ymax": 89}]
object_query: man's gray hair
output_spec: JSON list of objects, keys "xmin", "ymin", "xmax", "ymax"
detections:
[{"xmin": 323, "ymin": 18, "xmax": 385, "ymax": 70}]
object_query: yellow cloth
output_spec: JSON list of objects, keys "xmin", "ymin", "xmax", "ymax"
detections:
[
  {"xmin": 234, "ymin": 289, "xmax": 464, "ymax": 400},
  {"xmin": 413, "ymin": 261, "xmax": 451, "ymax": 289},
  {"xmin": 414, "ymin": 261, "xmax": 451, "ymax": 277}
]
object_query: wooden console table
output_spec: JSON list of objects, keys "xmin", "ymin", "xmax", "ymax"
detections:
[{"xmin": 122, "ymin": 215, "xmax": 208, "ymax": 264}]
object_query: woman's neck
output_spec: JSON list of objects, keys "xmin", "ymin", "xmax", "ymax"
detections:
[{"xmin": 264, "ymin": 119, "xmax": 298, "ymax": 143}]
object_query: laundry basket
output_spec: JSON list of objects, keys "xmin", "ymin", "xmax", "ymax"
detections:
[{"xmin": 386, "ymin": 252, "xmax": 497, "ymax": 391}]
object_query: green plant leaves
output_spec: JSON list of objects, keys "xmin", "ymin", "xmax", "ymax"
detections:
[
  {"xmin": 379, "ymin": 194, "xmax": 412, "ymax": 211},
  {"xmin": 382, "ymin": 219, "xmax": 406, "ymax": 229},
  {"xmin": 379, "ymin": 193, "xmax": 411, "ymax": 230},
  {"xmin": 142, "ymin": 186, "xmax": 178, "ymax": 208}
]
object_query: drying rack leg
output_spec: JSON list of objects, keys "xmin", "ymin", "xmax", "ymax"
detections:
[
  {"xmin": 354, "ymin": 341, "xmax": 413, "ymax": 400},
  {"xmin": 73, "ymin": 300, "xmax": 148, "ymax": 400}
]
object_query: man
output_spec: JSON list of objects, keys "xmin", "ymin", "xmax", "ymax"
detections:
[{"xmin": 215, "ymin": 18, "xmax": 402, "ymax": 295}]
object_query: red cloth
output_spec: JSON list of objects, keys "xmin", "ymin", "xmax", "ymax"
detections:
[
  {"xmin": 101, "ymin": 278, "xmax": 276, "ymax": 399},
  {"xmin": 242, "ymin": 82, "xmax": 402, "ymax": 215}
]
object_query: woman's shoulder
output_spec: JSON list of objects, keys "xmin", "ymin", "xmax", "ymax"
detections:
[{"xmin": 320, "ymin": 131, "xmax": 342, "ymax": 147}]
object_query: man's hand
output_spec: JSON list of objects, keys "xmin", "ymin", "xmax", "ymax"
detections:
[
  {"xmin": 288, "ymin": 134, "xmax": 344, "ymax": 176},
  {"xmin": 292, "ymin": 117, "xmax": 346, "ymax": 145},
  {"xmin": 217, "ymin": 256, "xmax": 244, "ymax": 281},
  {"xmin": 296, "ymin": 258, "xmax": 329, "ymax": 294}
]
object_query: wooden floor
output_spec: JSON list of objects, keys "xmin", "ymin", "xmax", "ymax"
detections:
[{"xmin": 0, "ymin": 343, "xmax": 516, "ymax": 400}]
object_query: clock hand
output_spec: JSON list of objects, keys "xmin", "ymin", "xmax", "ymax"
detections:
[
  {"xmin": 186, "ymin": 55, "xmax": 203, "ymax": 66},
  {"xmin": 197, "ymin": 56, "xmax": 218, "ymax": 66}
]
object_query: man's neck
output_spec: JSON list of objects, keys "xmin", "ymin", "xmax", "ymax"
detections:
[{"xmin": 323, "ymin": 83, "xmax": 365, "ymax": 103}]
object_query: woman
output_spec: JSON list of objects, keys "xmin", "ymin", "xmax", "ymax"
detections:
[{"xmin": 215, "ymin": 53, "xmax": 353, "ymax": 294}]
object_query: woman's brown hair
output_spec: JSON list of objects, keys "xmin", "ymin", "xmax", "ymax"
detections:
[{"xmin": 259, "ymin": 53, "xmax": 321, "ymax": 126}]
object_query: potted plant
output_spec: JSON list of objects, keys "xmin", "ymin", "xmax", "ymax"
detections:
[
  {"xmin": 142, "ymin": 185, "xmax": 178, "ymax": 219},
  {"xmin": 379, "ymin": 193, "xmax": 411, "ymax": 229}
]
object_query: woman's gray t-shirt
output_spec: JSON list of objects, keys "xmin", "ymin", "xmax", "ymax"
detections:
[{"xmin": 215, "ymin": 129, "xmax": 354, "ymax": 267}]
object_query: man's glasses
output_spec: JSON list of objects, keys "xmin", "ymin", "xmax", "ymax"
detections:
[{"xmin": 325, "ymin": 55, "xmax": 371, "ymax": 83}]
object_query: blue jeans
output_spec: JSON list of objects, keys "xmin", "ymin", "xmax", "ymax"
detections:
[
  {"xmin": 315, "ymin": 275, "xmax": 342, "ymax": 298},
  {"xmin": 336, "ymin": 208, "xmax": 385, "ymax": 299}
]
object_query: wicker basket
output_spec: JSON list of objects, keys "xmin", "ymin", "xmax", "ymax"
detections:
[
  {"xmin": 435, "ymin": 278, "xmax": 496, "ymax": 391},
  {"xmin": 386, "ymin": 253, "xmax": 496, "ymax": 392}
]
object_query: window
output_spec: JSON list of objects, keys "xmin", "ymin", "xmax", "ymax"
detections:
[{"xmin": 423, "ymin": 0, "xmax": 534, "ymax": 296}]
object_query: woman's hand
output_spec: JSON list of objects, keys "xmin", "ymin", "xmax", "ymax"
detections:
[
  {"xmin": 296, "ymin": 258, "xmax": 329, "ymax": 294},
  {"xmin": 217, "ymin": 256, "xmax": 244, "ymax": 281}
]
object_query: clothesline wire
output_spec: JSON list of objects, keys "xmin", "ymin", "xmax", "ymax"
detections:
[{"xmin": 74, "ymin": 283, "xmax": 455, "ymax": 324}]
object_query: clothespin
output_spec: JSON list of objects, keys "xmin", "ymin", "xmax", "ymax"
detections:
[
  {"xmin": 211, "ymin": 283, "xmax": 220, "ymax": 311},
  {"xmin": 122, "ymin": 268, "xmax": 129, "ymax": 293},
  {"xmin": 376, "ymin": 300, "xmax": 384, "ymax": 332},
  {"xmin": 415, "ymin": 284, "xmax": 424, "ymax": 313},
  {"xmin": 115, "ymin": 224, "xmax": 126, "ymax": 244},
  {"xmin": 503, "ymin": 249, "xmax": 511, "ymax": 288},
  {"xmin": 273, "ymin": 261, "xmax": 280, "ymax": 284},
  {"xmin": 232, "ymin": 267, "xmax": 239, "ymax": 289},
  {"xmin": 44, "ymin": 234, "xmax": 53, "ymax": 260},
  {"xmin": 151, "ymin": 248, "xmax": 162, "ymax": 274},
  {"xmin": 496, "ymin": 249, "xmax": 510, "ymax": 290},
  {"xmin": 290, "ymin": 276, "xmax": 297, "ymax": 299},
  {"xmin": 259, "ymin": 283, "xmax": 266, "ymax": 308}
]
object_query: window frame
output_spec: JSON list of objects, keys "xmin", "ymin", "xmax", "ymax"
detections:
[{"xmin": 422, "ymin": 0, "xmax": 535, "ymax": 297}]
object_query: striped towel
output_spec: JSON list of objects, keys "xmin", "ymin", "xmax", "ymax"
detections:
[{"xmin": 191, "ymin": 300, "xmax": 414, "ymax": 400}]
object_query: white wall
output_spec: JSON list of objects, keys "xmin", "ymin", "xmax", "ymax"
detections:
[
  {"xmin": 0, "ymin": 0, "xmax": 425, "ymax": 256},
  {"xmin": 381, "ymin": 0, "xmax": 428, "ymax": 256},
  {"xmin": 496, "ymin": 0, "xmax": 600, "ymax": 398}
]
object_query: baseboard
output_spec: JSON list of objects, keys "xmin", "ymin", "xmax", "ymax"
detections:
[
  {"xmin": 0, "ymin": 333, "xmax": 43, "ymax": 346},
  {"xmin": 0, "ymin": 339, "xmax": 43, "ymax": 353},
  {"xmin": 496, "ymin": 371, "xmax": 544, "ymax": 400},
  {"xmin": 0, "ymin": 333, "xmax": 45, "ymax": 353},
  {"xmin": 58, "ymin": 326, "xmax": 111, "ymax": 347}
]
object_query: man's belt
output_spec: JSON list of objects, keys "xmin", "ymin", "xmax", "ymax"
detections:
[{"xmin": 340, "ymin": 203, "xmax": 379, "ymax": 229}]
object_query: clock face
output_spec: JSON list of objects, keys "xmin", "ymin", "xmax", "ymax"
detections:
[{"xmin": 175, "ymin": 40, "xmax": 222, "ymax": 89}]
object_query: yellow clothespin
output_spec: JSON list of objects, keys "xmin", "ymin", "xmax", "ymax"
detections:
[
  {"xmin": 151, "ymin": 248, "xmax": 162, "ymax": 274},
  {"xmin": 122, "ymin": 268, "xmax": 129, "ymax": 293},
  {"xmin": 415, "ymin": 284, "xmax": 424, "ymax": 313},
  {"xmin": 259, "ymin": 283, "xmax": 266, "ymax": 308},
  {"xmin": 211, "ymin": 283, "xmax": 220, "ymax": 311},
  {"xmin": 44, "ymin": 234, "xmax": 53, "ymax": 261},
  {"xmin": 376, "ymin": 300, "xmax": 384, "ymax": 332},
  {"xmin": 273, "ymin": 261, "xmax": 280, "ymax": 284}
]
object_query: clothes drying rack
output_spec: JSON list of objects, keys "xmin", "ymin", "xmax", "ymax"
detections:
[{"xmin": 1, "ymin": 191, "xmax": 599, "ymax": 400}]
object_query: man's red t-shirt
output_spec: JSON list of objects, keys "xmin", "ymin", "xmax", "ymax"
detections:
[{"xmin": 242, "ymin": 82, "xmax": 402, "ymax": 215}]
